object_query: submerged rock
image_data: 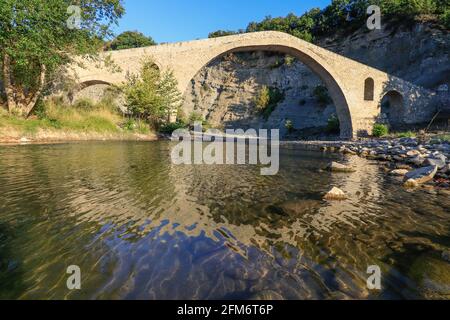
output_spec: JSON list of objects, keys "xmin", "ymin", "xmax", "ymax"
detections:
[
  {"xmin": 326, "ymin": 162, "xmax": 356, "ymax": 173},
  {"xmin": 249, "ymin": 290, "xmax": 285, "ymax": 300},
  {"xmin": 404, "ymin": 165, "xmax": 438, "ymax": 185},
  {"xmin": 324, "ymin": 187, "xmax": 347, "ymax": 200},
  {"xmin": 404, "ymin": 179, "xmax": 420, "ymax": 188}
]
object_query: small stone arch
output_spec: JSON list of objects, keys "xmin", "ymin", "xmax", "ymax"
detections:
[
  {"xmin": 364, "ymin": 77, "xmax": 374, "ymax": 101},
  {"xmin": 380, "ymin": 90, "xmax": 404, "ymax": 128},
  {"xmin": 71, "ymin": 80, "xmax": 114, "ymax": 105}
]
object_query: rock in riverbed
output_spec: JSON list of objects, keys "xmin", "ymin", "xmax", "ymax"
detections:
[
  {"xmin": 327, "ymin": 162, "xmax": 356, "ymax": 173},
  {"xmin": 404, "ymin": 179, "xmax": 420, "ymax": 188},
  {"xmin": 424, "ymin": 155, "xmax": 447, "ymax": 169},
  {"xmin": 324, "ymin": 187, "xmax": 347, "ymax": 200},
  {"xmin": 389, "ymin": 169, "xmax": 409, "ymax": 176},
  {"xmin": 404, "ymin": 165, "xmax": 439, "ymax": 185}
]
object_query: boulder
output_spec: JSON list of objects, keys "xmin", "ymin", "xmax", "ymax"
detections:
[
  {"xmin": 406, "ymin": 150, "xmax": 421, "ymax": 157},
  {"xmin": 342, "ymin": 148, "xmax": 357, "ymax": 155},
  {"xmin": 389, "ymin": 169, "xmax": 409, "ymax": 176},
  {"xmin": 439, "ymin": 164, "xmax": 450, "ymax": 174},
  {"xmin": 408, "ymin": 155, "xmax": 425, "ymax": 166},
  {"xmin": 404, "ymin": 179, "xmax": 419, "ymax": 188},
  {"xmin": 404, "ymin": 165, "xmax": 438, "ymax": 185},
  {"xmin": 324, "ymin": 187, "xmax": 347, "ymax": 200},
  {"xmin": 326, "ymin": 162, "xmax": 356, "ymax": 173},
  {"xmin": 424, "ymin": 154, "xmax": 447, "ymax": 169}
]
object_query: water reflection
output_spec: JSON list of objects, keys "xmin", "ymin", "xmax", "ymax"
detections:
[{"xmin": 0, "ymin": 142, "xmax": 448, "ymax": 299}]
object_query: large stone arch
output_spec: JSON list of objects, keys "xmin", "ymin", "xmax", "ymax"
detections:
[{"xmin": 180, "ymin": 45, "xmax": 353, "ymax": 138}]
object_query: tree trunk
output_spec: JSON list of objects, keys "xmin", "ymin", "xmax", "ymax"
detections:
[
  {"xmin": 24, "ymin": 64, "xmax": 47, "ymax": 117},
  {"xmin": 2, "ymin": 53, "xmax": 17, "ymax": 112}
]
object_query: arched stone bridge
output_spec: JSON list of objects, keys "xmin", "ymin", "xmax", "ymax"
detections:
[{"xmin": 72, "ymin": 31, "xmax": 435, "ymax": 138}]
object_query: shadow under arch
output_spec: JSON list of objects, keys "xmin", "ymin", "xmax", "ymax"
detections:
[
  {"xmin": 182, "ymin": 45, "xmax": 354, "ymax": 138},
  {"xmin": 380, "ymin": 90, "xmax": 404, "ymax": 128}
]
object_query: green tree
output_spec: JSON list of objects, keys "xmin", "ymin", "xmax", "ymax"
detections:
[
  {"xmin": 107, "ymin": 31, "xmax": 156, "ymax": 50},
  {"xmin": 0, "ymin": 0, "xmax": 124, "ymax": 117},
  {"xmin": 123, "ymin": 58, "xmax": 181, "ymax": 126}
]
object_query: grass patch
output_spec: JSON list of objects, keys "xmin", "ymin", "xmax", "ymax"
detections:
[
  {"xmin": 394, "ymin": 131, "xmax": 416, "ymax": 138},
  {"xmin": 0, "ymin": 99, "xmax": 153, "ymax": 138},
  {"xmin": 436, "ymin": 134, "xmax": 450, "ymax": 142}
]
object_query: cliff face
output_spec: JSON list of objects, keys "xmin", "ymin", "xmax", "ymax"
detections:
[
  {"xmin": 318, "ymin": 20, "xmax": 449, "ymax": 91},
  {"xmin": 183, "ymin": 51, "xmax": 336, "ymax": 136},
  {"xmin": 183, "ymin": 21, "xmax": 449, "ymax": 135}
]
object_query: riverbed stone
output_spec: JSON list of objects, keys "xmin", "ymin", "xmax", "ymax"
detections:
[
  {"xmin": 249, "ymin": 290, "xmax": 285, "ymax": 300},
  {"xmin": 404, "ymin": 165, "xmax": 438, "ymax": 185},
  {"xmin": 396, "ymin": 164, "xmax": 412, "ymax": 170},
  {"xmin": 408, "ymin": 155, "xmax": 425, "ymax": 166},
  {"xmin": 404, "ymin": 179, "xmax": 420, "ymax": 188},
  {"xmin": 389, "ymin": 169, "xmax": 409, "ymax": 176},
  {"xmin": 440, "ymin": 164, "xmax": 450, "ymax": 174},
  {"xmin": 406, "ymin": 150, "xmax": 421, "ymax": 157},
  {"xmin": 424, "ymin": 155, "xmax": 447, "ymax": 169},
  {"xmin": 324, "ymin": 187, "xmax": 347, "ymax": 200},
  {"xmin": 327, "ymin": 162, "xmax": 356, "ymax": 173}
]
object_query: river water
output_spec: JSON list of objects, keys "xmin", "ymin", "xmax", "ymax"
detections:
[{"xmin": 0, "ymin": 141, "xmax": 448, "ymax": 299}]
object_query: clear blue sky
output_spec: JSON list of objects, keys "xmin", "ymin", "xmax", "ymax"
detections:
[{"xmin": 114, "ymin": 0, "xmax": 331, "ymax": 43}]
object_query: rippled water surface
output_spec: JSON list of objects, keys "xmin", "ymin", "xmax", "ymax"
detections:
[{"xmin": 0, "ymin": 141, "xmax": 449, "ymax": 300}]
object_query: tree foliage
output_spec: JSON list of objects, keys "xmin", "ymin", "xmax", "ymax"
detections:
[
  {"xmin": 208, "ymin": 30, "xmax": 242, "ymax": 38},
  {"xmin": 0, "ymin": 0, "xmax": 125, "ymax": 116},
  {"xmin": 209, "ymin": 0, "xmax": 449, "ymax": 42},
  {"xmin": 123, "ymin": 58, "xmax": 181, "ymax": 126},
  {"xmin": 107, "ymin": 31, "xmax": 156, "ymax": 50}
]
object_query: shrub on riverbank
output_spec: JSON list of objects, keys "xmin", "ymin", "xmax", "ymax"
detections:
[{"xmin": 373, "ymin": 124, "xmax": 389, "ymax": 137}]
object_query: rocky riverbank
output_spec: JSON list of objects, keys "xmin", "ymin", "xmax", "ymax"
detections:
[{"xmin": 284, "ymin": 135, "xmax": 450, "ymax": 191}]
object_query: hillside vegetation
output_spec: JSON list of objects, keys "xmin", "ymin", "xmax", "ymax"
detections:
[{"xmin": 209, "ymin": 0, "xmax": 450, "ymax": 42}]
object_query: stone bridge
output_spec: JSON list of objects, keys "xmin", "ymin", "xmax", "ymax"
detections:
[{"xmin": 72, "ymin": 31, "xmax": 436, "ymax": 138}]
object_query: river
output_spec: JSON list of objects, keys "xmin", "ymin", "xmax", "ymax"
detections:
[{"xmin": 0, "ymin": 141, "xmax": 448, "ymax": 299}]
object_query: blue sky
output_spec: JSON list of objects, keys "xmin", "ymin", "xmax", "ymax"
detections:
[{"xmin": 114, "ymin": 0, "xmax": 331, "ymax": 43}]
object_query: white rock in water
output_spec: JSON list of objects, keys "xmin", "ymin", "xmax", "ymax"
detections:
[
  {"xmin": 324, "ymin": 187, "xmax": 347, "ymax": 200},
  {"xmin": 19, "ymin": 137, "xmax": 30, "ymax": 143},
  {"xmin": 404, "ymin": 165, "xmax": 438, "ymax": 185},
  {"xmin": 389, "ymin": 169, "xmax": 409, "ymax": 176}
]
